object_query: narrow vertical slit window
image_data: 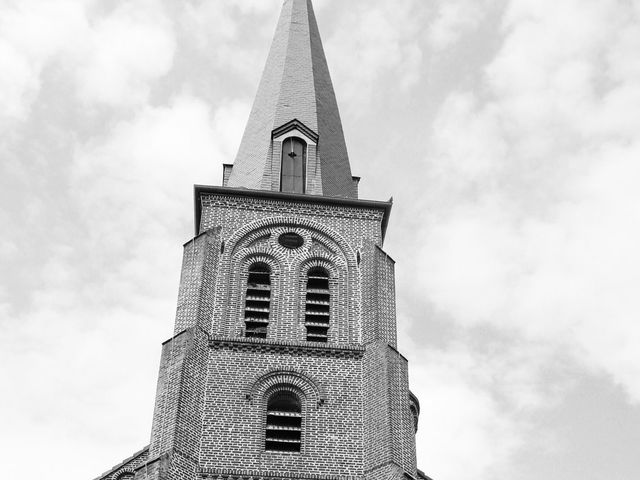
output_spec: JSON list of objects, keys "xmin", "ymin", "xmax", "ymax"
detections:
[
  {"xmin": 265, "ymin": 390, "xmax": 302, "ymax": 452},
  {"xmin": 305, "ymin": 267, "xmax": 330, "ymax": 342},
  {"xmin": 281, "ymin": 137, "xmax": 306, "ymax": 194},
  {"xmin": 244, "ymin": 263, "xmax": 271, "ymax": 338}
]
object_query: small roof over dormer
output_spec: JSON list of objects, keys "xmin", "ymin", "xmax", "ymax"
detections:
[
  {"xmin": 227, "ymin": 0, "xmax": 357, "ymax": 199},
  {"xmin": 272, "ymin": 119, "xmax": 319, "ymax": 144}
]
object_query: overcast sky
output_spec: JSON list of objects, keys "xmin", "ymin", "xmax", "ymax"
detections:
[{"xmin": 1, "ymin": 0, "xmax": 639, "ymax": 479}]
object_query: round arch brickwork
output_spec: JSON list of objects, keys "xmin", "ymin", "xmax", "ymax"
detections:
[
  {"xmin": 245, "ymin": 368, "xmax": 327, "ymax": 407},
  {"xmin": 212, "ymin": 216, "xmax": 362, "ymax": 342},
  {"xmin": 296, "ymin": 257, "xmax": 351, "ymax": 343},
  {"xmin": 226, "ymin": 216, "xmax": 357, "ymax": 263},
  {"xmin": 112, "ymin": 470, "xmax": 135, "ymax": 480},
  {"xmin": 246, "ymin": 369, "xmax": 325, "ymax": 458},
  {"xmin": 227, "ymin": 253, "xmax": 282, "ymax": 339}
]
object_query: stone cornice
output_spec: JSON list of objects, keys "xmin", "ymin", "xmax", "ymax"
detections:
[
  {"xmin": 197, "ymin": 467, "xmax": 362, "ymax": 480},
  {"xmin": 194, "ymin": 185, "xmax": 392, "ymax": 240},
  {"xmin": 209, "ymin": 335, "xmax": 365, "ymax": 358}
]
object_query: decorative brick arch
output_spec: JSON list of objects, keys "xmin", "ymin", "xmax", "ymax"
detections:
[
  {"xmin": 112, "ymin": 470, "xmax": 135, "ymax": 480},
  {"xmin": 297, "ymin": 256, "xmax": 352, "ymax": 342},
  {"xmin": 237, "ymin": 253, "xmax": 282, "ymax": 272},
  {"xmin": 299, "ymin": 257, "xmax": 340, "ymax": 277},
  {"xmin": 227, "ymin": 253, "xmax": 282, "ymax": 338},
  {"xmin": 225, "ymin": 216, "xmax": 357, "ymax": 264},
  {"xmin": 212, "ymin": 217, "xmax": 361, "ymax": 341},
  {"xmin": 245, "ymin": 369, "xmax": 327, "ymax": 407}
]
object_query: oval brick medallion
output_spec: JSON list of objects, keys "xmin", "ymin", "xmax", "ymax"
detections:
[{"xmin": 278, "ymin": 232, "xmax": 304, "ymax": 249}]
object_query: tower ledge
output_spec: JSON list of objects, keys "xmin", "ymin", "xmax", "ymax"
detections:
[{"xmin": 194, "ymin": 185, "xmax": 392, "ymax": 240}]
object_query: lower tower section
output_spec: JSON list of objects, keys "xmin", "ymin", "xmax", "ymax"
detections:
[
  {"xmin": 140, "ymin": 341, "xmax": 416, "ymax": 480},
  {"xmin": 201, "ymin": 340, "xmax": 365, "ymax": 477}
]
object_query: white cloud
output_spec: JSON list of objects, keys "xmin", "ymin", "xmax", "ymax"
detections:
[
  {"xmin": 325, "ymin": 0, "xmax": 425, "ymax": 109},
  {"xmin": 75, "ymin": 1, "xmax": 176, "ymax": 106},
  {"xmin": 0, "ymin": 41, "xmax": 36, "ymax": 120},
  {"xmin": 427, "ymin": 0, "xmax": 495, "ymax": 50},
  {"xmin": 71, "ymin": 94, "xmax": 223, "ymax": 264},
  {"xmin": 233, "ymin": 0, "xmax": 277, "ymax": 16},
  {"xmin": 411, "ymin": 342, "xmax": 555, "ymax": 480},
  {"xmin": 0, "ymin": 0, "xmax": 87, "ymax": 119},
  {"xmin": 416, "ymin": 0, "xmax": 640, "ymax": 404},
  {"xmin": 68, "ymin": 93, "xmax": 248, "ymax": 304},
  {"xmin": 74, "ymin": 93, "xmax": 221, "ymax": 188},
  {"xmin": 0, "ymin": 0, "xmax": 176, "ymax": 120},
  {"xmin": 0, "ymin": 233, "xmax": 19, "ymax": 262},
  {"xmin": 180, "ymin": 0, "xmax": 277, "ymax": 82},
  {"xmin": 0, "ymin": 286, "xmax": 7, "ymax": 318},
  {"xmin": 0, "ymin": 297, "xmax": 163, "ymax": 480},
  {"xmin": 320, "ymin": 0, "xmax": 499, "ymax": 112},
  {"xmin": 0, "ymin": 93, "xmax": 235, "ymax": 479}
]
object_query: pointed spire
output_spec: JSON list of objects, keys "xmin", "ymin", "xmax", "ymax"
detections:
[{"xmin": 227, "ymin": 0, "xmax": 357, "ymax": 198}]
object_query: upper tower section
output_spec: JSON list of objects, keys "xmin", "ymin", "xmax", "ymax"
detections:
[{"xmin": 226, "ymin": 0, "xmax": 358, "ymax": 199}]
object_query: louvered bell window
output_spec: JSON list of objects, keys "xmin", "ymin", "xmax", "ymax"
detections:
[
  {"xmin": 265, "ymin": 390, "xmax": 302, "ymax": 452},
  {"xmin": 304, "ymin": 267, "xmax": 330, "ymax": 342},
  {"xmin": 244, "ymin": 263, "xmax": 271, "ymax": 339}
]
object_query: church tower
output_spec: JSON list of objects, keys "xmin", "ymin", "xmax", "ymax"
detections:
[{"xmin": 95, "ymin": 1, "xmax": 426, "ymax": 479}]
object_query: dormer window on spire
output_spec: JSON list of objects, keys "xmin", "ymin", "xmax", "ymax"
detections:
[{"xmin": 281, "ymin": 137, "xmax": 306, "ymax": 194}]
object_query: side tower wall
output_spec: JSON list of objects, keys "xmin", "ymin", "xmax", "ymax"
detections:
[
  {"xmin": 174, "ymin": 228, "xmax": 222, "ymax": 334},
  {"xmin": 144, "ymin": 327, "xmax": 208, "ymax": 480}
]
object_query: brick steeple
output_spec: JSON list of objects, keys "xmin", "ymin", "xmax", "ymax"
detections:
[
  {"xmin": 227, "ymin": 0, "xmax": 357, "ymax": 198},
  {"xmin": 93, "ymin": 2, "xmax": 428, "ymax": 480}
]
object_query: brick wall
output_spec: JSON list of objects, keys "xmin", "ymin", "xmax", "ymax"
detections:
[
  {"xmin": 147, "ymin": 327, "xmax": 208, "ymax": 480},
  {"xmin": 100, "ymin": 189, "xmax": 419, "ymax": 480},
  {"xmin": 174, "ymin": 229, "xmax": 221, "ymax": 334},
  {"xmin": 373, "ymin": 247, "xmax": 398, "ymax": 348},
  {"xmin": 200, "ymin": 341, "xmax": 364, "ymax": 477}
]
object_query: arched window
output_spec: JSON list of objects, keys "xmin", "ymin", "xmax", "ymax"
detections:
[
  {"xmin": 244, "ymin": 263, "xmax": 271, "ymax": 338},
  {"xmin": 281, "ymin": 137, "xmax": 306, "ymax": 194},
  {"xmin": 304, "ymin": 267, "xmax": 330, "ymax": 342},
  {"xmin": 265, "ymin": 390, "xmax": 302, "ymax": 452}
]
